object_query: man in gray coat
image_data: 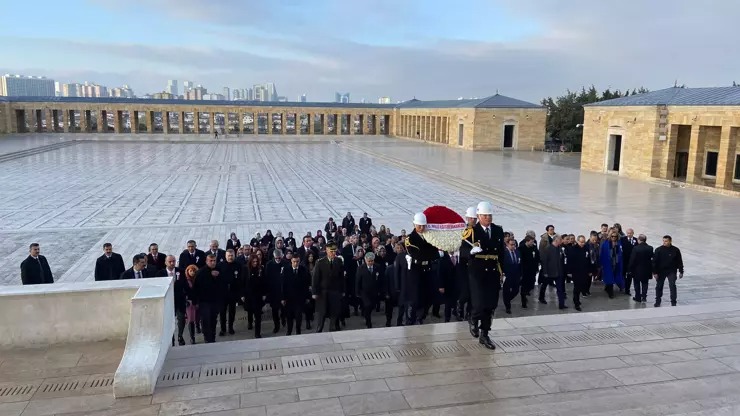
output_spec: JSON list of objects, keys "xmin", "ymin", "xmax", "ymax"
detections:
[{"xmin": 539, "ymin": 235, "xmax": 566, "ymax": 309}]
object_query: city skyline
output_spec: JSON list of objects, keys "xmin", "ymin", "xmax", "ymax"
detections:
[{"xmin": 1, "ymin": 1, "xmax": 738, "ymax": 102}]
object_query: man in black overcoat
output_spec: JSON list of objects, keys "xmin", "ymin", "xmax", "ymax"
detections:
[
  {"xmin": 20, "ymin": 243, "xmax": 54, "ymax": 285},
  {"xmin": 311, "ymin": 240, "xmax": 345, "ymax": 332},
  {"xmin": 94, "ymin": 243, "xmax": 126, "ymax": 281}
]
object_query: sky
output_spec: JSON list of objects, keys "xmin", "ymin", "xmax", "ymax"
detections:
[{"xmin": 2, "ymin": 0, "xmax": 739, "ymax": 103}]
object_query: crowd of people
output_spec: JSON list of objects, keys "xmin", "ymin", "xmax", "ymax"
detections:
[{"xmin": 19, "ymin": 209, "xmax": 685, "ymax": 348}]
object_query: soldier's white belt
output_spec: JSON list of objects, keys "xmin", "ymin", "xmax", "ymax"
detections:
[
  {"xmin": 412, "ymin": 260, "xmax": 429, "ymax": 265},
  {"xmin": 474, "ymin": 255, "xmax": 499, "ymax": 260}
]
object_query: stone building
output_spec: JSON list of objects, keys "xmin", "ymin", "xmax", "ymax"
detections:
[
  {"xmin": 0, "ymin": 94, "xmax": 546, "ymax": 151},
  {"xmin": 581, "ymin": 87, "xmax": 740, "ymax": 194}
]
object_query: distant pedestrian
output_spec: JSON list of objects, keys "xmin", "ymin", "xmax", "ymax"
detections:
[{"xmin": 20, "ymin": 243, "xmax": 54, "ymax": 285}]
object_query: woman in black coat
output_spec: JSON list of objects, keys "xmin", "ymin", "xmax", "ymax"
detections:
[
  {"xmin": 244, "ymin": 254, "xmax": 267, "ymax": 338},
  {"xmin": 226, "ymin": 232, "xmax": 241, "ymax": 251}
]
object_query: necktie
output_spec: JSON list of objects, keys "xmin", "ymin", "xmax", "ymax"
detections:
[
  {"xmin": 486, "ymin": 228, "xmax": 490, "ymax": 238},
  {"xmin": 136, "ymin": 271, "xmax": 141, "ymax": 279},
  {"xmin": 294, "ymin": 269, "xmax": 297, "ymax": 275},
  {"xmin": 369, "ymin": 267, "xmax": 373, "ymax": 274},
  {"xmin": 510, "ymin": 251, "xmax": 515, "ymax": 264}
]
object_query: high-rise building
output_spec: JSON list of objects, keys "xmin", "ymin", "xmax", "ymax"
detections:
[
  {"xmin": 335, "ymin": 92, "xmax": 350, "ymax": 103},
  {"xmin": 265, "ymin": 83, "xmax": 277, "ymax": 101},
  {"xmin": 184, "ymin": 85, "xmax": 206, "ymax": 100},
  {"xmin": 183, "ymin": 80, "xmax": 193, "ymax": 90},
  {"xmin": 152, "ymin": 92, "xmax": 176, "ymax": 99},
  {"xmin": 110, "ymin": 85, "xmax": 134, "ymax": 98},
  {"xmin": 60, "ymin": 83, "xmax": 80, "ymax": 97},
  {"xmin": 167, "ymin": 80, "xmax": 178, "ymax": 96},
  {"xmin": 78, "ymin": 82, "xmax": 109, "ymax": 98},
  {"xmin": 223, "ymin": 87, "xmax": 230, "ymax": 101},
  {"xmin": 0, "ymin": 74, "xmax": 55, "ymax": 97},
  {"xmin": 202, "ymin": 93, "xmax": 225, "ymax": 100},
  {"xmin": 378, "ymin": 96, "xmax": 391, "ymax": 104},
  {"xmin": 253, "ymin": 84, "xmax": 266, "ymax": 102},
  {"xmin": 299, "ymin": 94, "xmax": 307, "ymax": 102}
]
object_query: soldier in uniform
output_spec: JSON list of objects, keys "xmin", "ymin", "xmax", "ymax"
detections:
[
  {"xmin": 403, "ymin": 212, "xmax": 444, "ymax": 325},
  {"xmin": 466, "ymin": 201, "xmax": 505, "ymax": 350},
  {"xmin": 457, "ymin": 207, "xmax": 477, "ymax": 321}
]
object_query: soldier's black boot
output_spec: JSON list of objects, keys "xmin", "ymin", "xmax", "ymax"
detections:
[
  {"xmin": 469, "ymin": 319, "xmax": 479, "ymax": 338},
  {"xmin": 479, "ymin": 330, "xmax": 496, "ymax": 350}
]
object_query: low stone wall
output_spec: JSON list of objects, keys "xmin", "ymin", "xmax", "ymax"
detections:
[{"xmin": 0, "ymin": 278, "xmax": 174, "ymax": 398}]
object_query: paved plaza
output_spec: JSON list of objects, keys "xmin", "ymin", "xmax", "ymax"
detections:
[{"xmin": 4, "ymin": 301, "xmax": 740, "ymax": 415}]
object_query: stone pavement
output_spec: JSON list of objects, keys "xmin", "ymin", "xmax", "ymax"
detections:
[
  {"xmin": 4, "ymin": 301, "xmax": 740, "ymax": 415},
  {"xmin": 1, "ymin": 133, "xmax": 739, "ymax": 289}
]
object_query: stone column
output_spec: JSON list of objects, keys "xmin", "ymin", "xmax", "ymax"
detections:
[
  {"xmin": 358, "ymin": 114, "xmax": 364, "ymax": 135},
  {"xmin": 46, "ymin": 109, "xmax": 54, "ymax": 132},
  {"xmin": 115, "ymin": 110, "xmax": 124, "ymax": 133},
  {"xmin": 69, "ymin": 110, "xmax": 77, "ymax": 132},
  {"xmin": 336, "ymin": 114, "xmax": 342, "ymax": 134},
  {"xmin": 319, "ymin": 114, "xmax": 326, "ymax": 134},
  {"xmin": 97, "ymin": 110, "xmax": 107, "ymax": 133},
  {"xmin": 253, "ymin": 113, "xmax": 258, "ymax": 134},
  {"xmin": 83, "ymin": 110, "xmax": 92, "ymax": 133},
  {"xmin": 238, "ymin": 113, "xmax": 244, "ymax": 134},
  {"xmin": 430, "ymin": 116, "xmax": 437, "ymax": 142},
  {"xmin": 131, "ymin": 111, "xmax": 139, "ymax": 133},
  {"xmin": 685, "ymin": 126, "xmax": 704, "ymax": 184},
  {"xmin": 163, "ymin": 111, "xmax": 170, "ymax": 134},
  {"xmin": 661, "ymin": 124, "xmax": 679, "ymax": 179},
  {"xmin": 280, "ymin": 113, "xmax": 286, "ymax": 134},
  {"xmin": 306, "ymin": 113, "xmax": 313, "ymax": 135},
  {"xmin": 715, "ymin": 126, "xmax": 738, "ymax": 189},
  {"xmin": 178, "ymin": 111, "xmax": 185, "ymax": 134},
  {"xmin": 145, "ymin": 111, "xmax": 154, "ymax": 133},
  {"xmin": 349, "ymin": 114, "xmax": 356, "ymax": 135},
  {"xmin": 61, "ymin": 110, "xmax": 69, "ymax": 133},
  {"xmin": 208, "ymin": 111, "xmax": 215, "ymax": 134}
]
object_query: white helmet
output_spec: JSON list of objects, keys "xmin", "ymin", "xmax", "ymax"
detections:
[
  {"xmin": 413, "ymin": 212, "xmax": 427, "ymax": 226},
  {"xmin": 476, "ymin": 201, "xmax": 493, "ymax": 215},
  {"xmin": 465, "ymin": 207, "xmax": 477, "ymax": 218}
]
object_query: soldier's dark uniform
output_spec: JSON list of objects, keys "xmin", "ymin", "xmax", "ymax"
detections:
[
  {"xmin": 456, "ymin": 226, "xmax": 473, "ymax": 320},
  {"xmin": 467, "ymin": 222, "xmax": 505, "ymax": 349},
  {"xmin": 403, "ymin": 230, "xmax": 441, "ymax": 325}
]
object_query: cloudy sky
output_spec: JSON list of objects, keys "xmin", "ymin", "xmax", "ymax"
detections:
[{"xmin": 2, "ymin": 0, "xmax": 738, "ymax": 102}]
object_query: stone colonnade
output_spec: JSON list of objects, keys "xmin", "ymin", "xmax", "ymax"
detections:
[
  {"xmin": 397, "ymin": 114, "xmax": 450, "ymax": 144},
  {"xmin": 9, "ymin": 106, "xmax": 393, "ymax": 136}
]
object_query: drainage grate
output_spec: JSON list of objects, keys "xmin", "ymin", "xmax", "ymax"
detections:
[
  {"xmin": 203, "ymin": 365, "xmax": 240, "ymax": 377},
  {"xmin": 528, "ymin": 336, "xmax": 563, "ymax": 346},
  {"xmin": 621, "ymin": 328, "xmax": 661, "ymax": 340},
  {"xmin": 647, "ymin": 326, "xmax": 689, "ymax": 338},
  {"xmin": 396, "ymin": 348, "xmax": 429, "ymax": 357},
  {"xmin": 0, "ymin": 384, "xmax": 35, "ymax": 397},
  {"xmin": 40, "ymin": 381, "xmax": 82, "ymax": 393},
  {"xmin": 158, "ymin": 367, "xmax": 200, "ymax": 387},
  {"xmin": 324, "ymin": 354, "xmax": 356, "ymax": 364},
  {"xmin": 562, "ymin": 333, "xmax": 594, "ymax": 344},
  {"xmin": 674, "ymin": 323, "xmax": 716, "ymax": 335},
  {"xmin": 431, "ymin": 344, "xmax": 462, "ymax": 354},
  {"xmin": 243, "ymin": 360, "xmax": 281, "ymax": 375},
  {"xmin": 363, "ymin": 351, "xmax": 391, "ymax": 360},
  {"xmin": 589, "ymin": 331, "xmax": 622, "ymax": 341},
  {"xmin": 287, "ymin": 358, "xmax": 317, "ymax": 368},
  {"xmin": 497, "ymin": 339, "xmax": 528, "ymax": 348},
  {"xmin": 85, "ymin": 376, "xmax": 114, "ymax": 389},
  {"xmin": 700, "ymin": 320, "xmax": 738, "ymax": 332}
]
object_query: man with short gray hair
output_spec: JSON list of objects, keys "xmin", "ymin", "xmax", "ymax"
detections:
[{"xmin": 356, "ymin": 252, "xmax": 379, "ymax": 328}]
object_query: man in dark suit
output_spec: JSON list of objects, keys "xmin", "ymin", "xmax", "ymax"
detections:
[
  {"xmin": 312, "ymin": 240, "xmax": 345, "ymax": 332},
  {"xmin": 146, "ymin": 243, "xmax": 167, "ymax": 272},
  {"xmin": 218, "ymin": 249, "xmax": 243, "ymax": 336},
  {"xmin": 324, "ymin": 217, "xmax": 338, "ymax": 240},
  {"xmin": 265, "ymin": 250, "xmax": 289, "ymax": 333},
  {"xmin": 501, "ymin": 238, "xmax": 522, "ymax": 314},
  {"xmin": 297, "ymin": 236, "xmax": 319, "ymax": 262},
  {"xmin": 94, "ymin": 243, "xmax": 126, "ymax": 281},
  {"xmin": 359, "ymin": 212, "xmax": 373, "ymax": 236},
  {"xmin": 157, "ymin": 255, "xmax": 182, "ymax": 279},
  {"xmin": 179, "ymin": 240, "xmax": 206, "ymax": 269},
  {"xmin": 193, "ymin": 254, "xmax": 226, "ymax": 343},
  {"xmin": 282, "ymin": 256, "xmax": 311, "ymax": 335},
  {"xmin": 620, "ymin": 229, "xmax": 638, "ymax": 296},
  {"xmin": 355, "ymin": 252, "xmax": 379, "ymax": 328},
  {"xmin": 120, "ymin": 253, "xmax": 149, "ymax": 279},
  {"xmin": 207, "ymin": 240, "xmax": 227, "ymax": 264},
  {"xmin": 342, "ymin": 212, "xmax": 355, "ymax": 235},
  {"xmin": 629, "ymin": 234, "xmax": 654, "ymax": 303},
  {"xmin": 540, "ymin": 235, "xmax": 566, "ymax": 309},
  {"xmin": 567, "ymin": 236, "xmax": 591, "ymax": 311},
  {"xmin": 466, "ymin": 202, "xmax": 505, "ymax": 350},
  {"xmin": 518, "ymin": 233, "xmax": 540, "ymax": 301},
  {"xmin": 20, "ymin": 243, "xmax": 54, "ymax": 285}
]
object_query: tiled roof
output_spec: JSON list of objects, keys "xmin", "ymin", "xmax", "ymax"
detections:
[
  {"xmin": 586, "ymin": 86, "xmax": 740, "ymax": 107},
  {"xmin": 0, "ymin": 96, "xmax": 394, "ymax": 109},
  {"xmin": 0, "ymin": 93, "xmax": 543, "ymax": 109},
  {"xmin": 397, "ymin": 94, "xmax": 542, "ymax": 109}
]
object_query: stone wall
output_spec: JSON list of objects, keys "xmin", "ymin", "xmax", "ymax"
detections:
[
  {"xmin": 472, "ymin": 108, "xmax": 547, "ymax": 151},
  {"xmin": 0, "ymin": 101, "xmax": 9, "ymax": 134}
]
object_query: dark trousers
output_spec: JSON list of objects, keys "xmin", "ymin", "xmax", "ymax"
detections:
[
  {"xmin": 252, "ymin": 309, "xmax": 263, "ymax": 337},
  {"xmin": 502, "ymin": 276, "xmax": 521, "ymax": 311},
  {"xmin": 538, "ymin": 277, "xmax": 554, "ymax": 301},
  {"xmin": 270, "ymin": 302, "xmax": 282, "ymax": 328},
  {"xmin": 220, "ymin": 300, "xmax": 236, "ymax": 331},
  {"xmin": 383, "ymin": 296, "xmax": 403, "ymax": 326},
  {"xmin": 304, "ymin": 298, "xmax": 315, "ymax": 325},
  {"xmin": 633, "ymin": 277, "xmax": 650, "ymax": 301},
  {"xmin": 655, "ymin": 271, "xmax": 677, "ymax": 304},
  {"xmin": 522, "ymin": 270, "xmax": 537, "ymax": 294},
  {"xmin": 551, "ymin": 276, "xmax": 566, "ymax": 307},
  {"xmin": 176, "ymin": 310, "xmax": 193, "ymax": 340},
  {"xmin": 285, "ymin": 303, "xmax": 303, "ymax": 335},
  {"xmin": 405, "ymin": 304, "xmax": 423, "ymax": 325},
  {"xmin": 624, "ymin": 272, "xmax": 633, "ymax": 294},
  {"xmin": 472, "ymin": 289, "xmax": 499, "ymax": 332},
  {"xmin": 362, "ymin": 301, "xmax": 374, "ymax": 328},
  {"xmin": 572, "ymin": 272, "xmax": 588, "ymax": 307},
  {"xmin": 317, "ymin": 291, "xmax": 342, "ymax": 331},
  {"xmin": 199, "ymin": 302, "xmax": 220, "ymax": 343}
]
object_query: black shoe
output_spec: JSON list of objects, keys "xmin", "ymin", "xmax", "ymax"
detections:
[
  {"xmin": 178, "ymin": 336, "xmax": 185, "ymax": 346},
  {"xmin": 248, "ymin": 323, "xmax": 253, "ymax": 330},
  {"xmin": 654, "ymin": 302, "xmax": 661, "ymax": 307},
  {"xmin": 272, "ymin": 327, "xmax": 280, "ymax": 334},
  {"xmin": 306, "ymin": 322, "xmax": 312, "ymax": 330},
  {"xmin": 575, "ymin": 305, "xmax": 582, "ymax": 311},
  {"xmin": 559, "ymin": 305, "xmax": 568, "ymax": 310},
  {"xmin": 353, "ymin": 309, "xmax": 359, "ymax": 316},
  {"xmin": 196, "ymin": 325, "xmax": 201, "ymax": 334},
  {"xmin": 505, "ymin": 308, "xmax": 512, "ymax": 314},
  {"xmin": 539, "ymin": 299, "xmax": 547, "ymax": 305},
  {"xmin": 479, "ymin": 331, "xmax": 496, "ymax": 350},
  {"xmin": 228, "ymin": 328, "xmax": 235, "ymax": 335},
  {"xmin": 608, "ymin": 293, "xmax": 615, "ymax": 299},
  {"xmin": 190, "ymin": 336, "xmax": 196, "ymax": 344},
  {"xmin": 219, "ymin": 330, "xmax": 226, "ymax": 336},
  {"xmin": 255, "ymin": 334, "xmax": 262, "ymax": 338},
  {"xmin": 432, "ymin": 313, "xmax": 441, "ymax": 319},
  {"xmin": 469, "ymin": 321, "xmax": 480, "ymax": 338},
  {"xmin": 385, "ymin": 320, "xmax": 391, "ymax": 327},
  {"xmin": 521, "ymin": 304, "xmax": 528, "ymax": 309},
  {"xmin": 341, "ymin": 320, "xmax": 346, "ymax": 327},
  {"xmin": 671, "ymin": 302, "xmax": 677, "ymax": 306},
  {"xmin": 625, "ymin": 291, "xmax": 632, "ymax": 296},
  {"xmin": 286, "ymin": 331, "xmax": 292, "ymax": 336},
  {"xmin": 632, "ymin": 297, "xmax": 640, "ymax": 302}
]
